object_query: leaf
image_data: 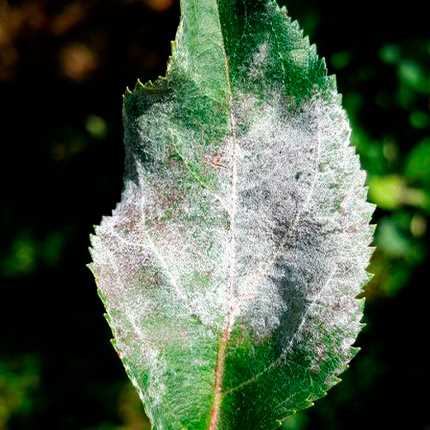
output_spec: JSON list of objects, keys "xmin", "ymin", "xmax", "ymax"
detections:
[
  {"xmin": 405, "ymin": 138, "xmax": 430, "ymax": 185},
  {"xmin": 89, "ymin": 1, "xmax": 375, "ymax": 429}
]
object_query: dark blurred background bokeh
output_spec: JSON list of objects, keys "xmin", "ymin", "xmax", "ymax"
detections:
[{"xmin": 1, "ymin": 0, "xmax": 429, "ymax": 429}]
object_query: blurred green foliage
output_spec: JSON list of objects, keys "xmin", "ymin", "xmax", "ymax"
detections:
[
  {"xmin": 1, "ymin": 0, "xmax": 429, "ymax": 429},
  {"xmin": 0, "ymin": 357, "xmax": 39, "ymax": 429}
]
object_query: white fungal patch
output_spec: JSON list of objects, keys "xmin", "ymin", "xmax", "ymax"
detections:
[
  {"xmin": 90, "ymin": 86, "xmax": 374, "ymax": 415},
  {"xmin": 95, "ymin": 89, "xmax": 370, "ymax": 331},
  {"xmin": 249, "ymin": 42, "xmax": 269, "ymax": 79}
]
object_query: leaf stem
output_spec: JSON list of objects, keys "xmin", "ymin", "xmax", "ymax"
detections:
[{"xmin": 209, "ymin": 324, "xmax": 230, "ymax": 430}]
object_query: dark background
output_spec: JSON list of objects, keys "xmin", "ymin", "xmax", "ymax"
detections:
[{"xmin": 1, "ymin": 0, "xmax": 430, "ymax": 429}]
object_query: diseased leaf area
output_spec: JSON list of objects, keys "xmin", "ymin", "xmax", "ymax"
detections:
[{"xmin": 89, "ymin": 1, "xmax": 375, "ymax": 429}]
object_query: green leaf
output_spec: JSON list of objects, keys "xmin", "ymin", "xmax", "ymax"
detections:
[
  {"xmin": 89, "ymin": 1, "xmax": 375, "ymax": 429},
  {"xmin": 405, "ymin": 138, "xmax": 430, "ymax": 185},
  {"xmin": 368, "ymin": 175, "xmax": 404, "ymax": 210}
]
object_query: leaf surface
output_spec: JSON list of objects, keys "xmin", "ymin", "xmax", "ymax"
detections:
[{"xmin": 89, "ymin": 1, "xmax": 375, "ymax": 429}]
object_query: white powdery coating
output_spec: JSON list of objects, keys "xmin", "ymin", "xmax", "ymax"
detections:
[
  {"xmin": 90, "ymin": 87, "xmax": 374, "ymax": 408},
  {"xmin": 211, "ymin": 91, "xmax": 373, "ymax": 344},
  {"xmin": 249, "ymin": 42, "xmax": 269, "ymax": 79}
]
